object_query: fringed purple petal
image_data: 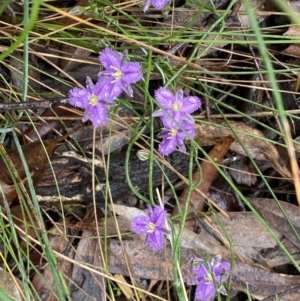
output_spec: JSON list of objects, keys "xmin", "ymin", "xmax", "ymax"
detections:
[
  {"xmin": 151, "ymin": 0, "xmax": 169, "ymax": 9},
  {"xmin": 99, "ymin": 47, "xmax": 122, "ymax": 70},
  {"xmin": 155, "ymin": 87, "xmax": 175, "ymax": 108},
  {"xmin": 68, "ymin": 87, "xmax": 90, "ymax": 108},
  {"xmin": 83, "ymin": 103, "xmax": 109, "ymax": 127},
  {"xmin": 158, "ymin": 134, "xmax": 178, "ymax": 155},
  {"xmin": 195, "ymin": 279, "xmax": 216, "ymax": 301},
  {"xmin": 97, "ymin": 75, "xmax": 123, "ymax": 101},
  {"xmin": 143, "ymin": 0, "xmax": 169, "ymax": 11},
  {"xmin": 121, "ymin": 62, "xmax": 143, "ymax": 84},
  {"xmin": 145, "ymin": 229, "xmax": 164, "ymax": 250},
  {"xmin": 150, "ymin": 206, "xmax": 168, "ymax": 227},
  {"xmin": 131, "ymin": 215, "xmax": 151, "ymax": 234},
  {"xmin": 181, "ymin": 96, "xmax": 201, "ymax": 114}
]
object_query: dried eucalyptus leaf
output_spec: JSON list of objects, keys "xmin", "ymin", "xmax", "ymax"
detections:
[
  {"xmin": 200, "ymin": 212, "xmax": 280, "ymax": 249},
  {"xmin": 260, "ymin": 237, "xmax": 300, "ymax": 268},
  {"xmin": 249, "ymin": 197, "xmax": 300, "ymax": 228},
  {"xmin": 249, "ymin": 197, "xmax": 300, "ymax": 249},
  {"xmin": 228, "ymin": 158, "xmax": 257, "ymax": 186},
  {"xmin": 194, "ymin": 120, "xmax": 292, "ymax": 180},
  {"xmin": 85, "ymin": 129, "xmax": 133, "ymax": 154},
  {"xmin": 233, "ymin": 261, "xmax": 300, "ymax": 300}
]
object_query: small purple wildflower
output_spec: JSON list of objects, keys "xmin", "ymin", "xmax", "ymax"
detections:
[
  {"xmin": 152, "ymin": 87, "xmax": 201, "ymax": 125},
  {"xmin": 68, "ymin": 76, "xmax": 115, "ymax": 127},
  {"xmin": 189, "ymin": 255, "xmax": 231, "ymax": 301},
  {"xmin": 158, "ymin": 120, "xmax": 195, "ymax": 155},
  {"xmin": 152, "ymin": 87, "xmax": 200, "ymax": 156},
  {"xmin": 143, "ymin": 0, "xmax": 169, "ymax": 12},
  {"xmin": 98, "ymin": 48, "xmax": 142, "ymax": 100},
  {"xmin": 131, "ymin": 205, "xmax": 168, "ymax": 251}
]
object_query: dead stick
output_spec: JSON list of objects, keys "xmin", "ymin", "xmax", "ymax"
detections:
[{"xmin": 0, "ymin": 99, "xmax": 68, "ymax": 112}]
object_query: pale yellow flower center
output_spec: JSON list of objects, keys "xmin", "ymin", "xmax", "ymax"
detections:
[
  {"xmin": 89, "ymin": 94, "xmax": 98, "ymax": 106},
  {"xmin": 171, "ymin": 102, "xmax": 182, "ymax": 112},
  {"xmin": 169, "ymin": 128, "xmax": 178, "ymax": 138},
  {"xmin": 147, "ymin": 222, "xmax": 156, "ymax": 233},
  {"xmin": 111, "ymin": 66, "xmax": 124, "ymax": 82},
  {"xmin": 205, "ymin": 272, "xmax": 213, "ymax": 282}
]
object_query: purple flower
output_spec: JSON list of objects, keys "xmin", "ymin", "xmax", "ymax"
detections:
[
  {"xmin": 189, "ymin": 255, "xmax": 231, "ymax": 301},
  {"xmin": 152, "ymin": 87, "xmax": 200, "ymax": 155},
  {"xmin": 143, "ymin": 0, "xmax": 169, "ymax": 12},
  {"xmin": 98, "ymin": 48, "xmax": 142, "ymax": 100},
  {"xmin": 158, "ymin": 120, "xmax": 195, "ymax": 155},
  {"xmin": 152, "ymin": 87, "xmax": 201, "ymax": 125},
  {"xmin": 131, "ymin": 205, "xmax": 168, "ymax": 251},
  {"xmin": 68, "ymin": 76, "xmax": 115, "ymax": 127}
]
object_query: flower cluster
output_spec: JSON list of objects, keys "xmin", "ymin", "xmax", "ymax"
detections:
[
  {"xmin": 66, "ymin": 2, "xmax": 227, "ymax": 299},
  {"xmin": 152, "ymin": 87, "xmax": 201, "ymax": 156},
  {"xmin": 189, "ymin": 255, "xmax": 231, "ymax": 301},
  {"xmin": 131, "ymin": 205, "xmax": 168, "ymax": 251},
  {"xmin": 68, "ymin": 48, "xmax": 142, "ymax": 127}
]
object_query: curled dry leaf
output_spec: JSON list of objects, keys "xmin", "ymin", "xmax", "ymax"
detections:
[
  {"xmin": 74, "ymin": 116, "xmax": 136, "ymax": 154},
  {"xmin": 207, "ymin": 173, "xmax": 245, "ymax": 211},
  {"xmin": 0, "ymin": 126, "xmax": 83, "ymax": 204},
  {"xmin": 0, "ymin": 267, "xmax": 24, "ymax": 301},
  {"xmin": 114, "ymin": 274, "xmax": 134, "ymax": 300},
  {"xmin": 109, "ymin": 239, "xmax": 196, "ymax": 282},
  {"xmin": 200, "ymin": 212, "xmax": 281, "ymax": 248},
  {"xmin": 161, "ymin": 0, "xmax": 231, "ymax": 58},
  {"xmin": 237, "ymin": 0, "xmax": 275, "ymax": 28},
  {"xmin": 0, "ymin": 180, "xmax": 22, "ymax": 204},
  {"xmin": 59, "ymin": 45, "xmax": 92, "ymax": 73},
  {"xmin": 194, "ymin": 120, "xmax": 292, "ymax": 180},
  {"xmin": 0, "ymin": 140, "xmax": 58, "ymax": 204}
]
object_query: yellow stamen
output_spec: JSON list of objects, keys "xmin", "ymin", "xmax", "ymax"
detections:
[
  {"xmin": 147, "ymin": 222, "xmax": 156, "ymax": 233},
  {"xmin": 111, "ymin": 66, "xmax": 124, "ymax": 82},
  {"xmin": 205, "ymin": 272, "xmax": 213, "ymax": 282},
  {"xmin": 89, "ymin": 94, "xmax": 98, "ymax": 106},
  {"xmin": 169, "ymin": 128, "xmax": 178, "ymax": 138},
  {"xmin": 171, "ymin": 102, "xmax": 182, "ymax": 112}
]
